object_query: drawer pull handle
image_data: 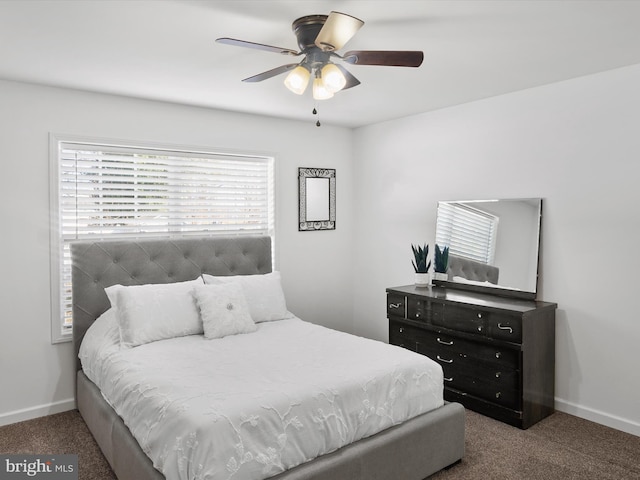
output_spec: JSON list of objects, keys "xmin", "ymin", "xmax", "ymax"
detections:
[
  {"xmin": 477, "ymin": 312, "xmax": 483, "ymax": 319},
  {"xmin": 495, "ymin": 372, "xmax": 501, "ymax": 378},
  {"xmin": 437, "ymin": 337, "xmax": 454, "ymax": 346},
  {"xmin": 444, "ymin": 377, "xmax": 453, "ymax": 382},
  {"xmin": 389, "ymin": 303, "xmax": 402, "ymax": 309},
  {"xmin": 497, "ymin": 323, "xmax": 513, "ymax": 334},
  {"xmin": 399, "ymin": 327, "xmax": 404, "ymax": 333},
  {"xmin": 415, "ymin": 312, "xmax": 421, "ymax": 318},
  {"xmin": 495, "ymin": 352, "xmax": 502, "ymax": 359},
  {"xmin": 437, "ymin": 355, "xmax": 453, "ymax": 364},
  {"xmin": 495, "ymin": 392, "xmax": 501, "ymax": 399},
  {"xmin": 477, "ymin": 326, "xmax": 483, "ymax": 332}
]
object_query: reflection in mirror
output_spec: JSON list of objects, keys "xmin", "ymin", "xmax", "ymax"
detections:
[
  {"xmin": 434, "ymin": 198, "xmax": 542, "ymax": 299},
  {"xmin": 305, "ymin": 178, "xmax": 330, "ymax": 221},
  {"xmin": 299, "ymin": 168, "xmax": 336, "ymax": 231}
]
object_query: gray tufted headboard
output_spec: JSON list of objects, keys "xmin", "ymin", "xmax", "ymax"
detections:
[
  {"xmin": 71, "ymin": 235, "xmax": 272, "ymax": 371},
  {"xmin": 447, "ymin": 255, "xmax": 499, "ymax": 284}
]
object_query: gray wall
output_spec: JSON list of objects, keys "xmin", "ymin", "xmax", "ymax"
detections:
[
  {"xmin": 0, "ymin": 79, "xmax": 355, "ymax": 425},
  {"xmin": 352, "ymin": 63, "xmax": 640, "ymax": 436}
]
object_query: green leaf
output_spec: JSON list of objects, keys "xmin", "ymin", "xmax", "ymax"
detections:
[{"xmin": 411, "ymin": 243, "xmax": 430, "ymax": 273}]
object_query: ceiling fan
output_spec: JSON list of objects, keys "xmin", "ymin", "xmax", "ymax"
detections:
[{"xmin": 216, "ymin": 11, "xmax": 424, "ymax": 101}]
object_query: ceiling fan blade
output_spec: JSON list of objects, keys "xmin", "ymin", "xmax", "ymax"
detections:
[
  {"xmin": 336, "ymin": 65, "xmax": 361, "ymax": 90},
  {"xmin": 216, "ymin": 37, "xmax": 300, "ymax": 56},
  {"xmin": 343, "ymin": 50, "xmax": 424, "ymax": 67},
  {"xmin": 242, "ymin": 64, "xmax": 299, "ymax": 83},
  {"xmin": 314, "ymin": 11, "xmax": 364, "ymax": 52}
]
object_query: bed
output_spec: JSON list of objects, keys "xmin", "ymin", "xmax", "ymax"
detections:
[{"xmin": 72, "ymin": 235, "xmax": 465, "ymax": 480}]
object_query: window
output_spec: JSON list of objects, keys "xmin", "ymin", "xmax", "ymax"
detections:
[
  {"xmin": 49, "ymin": 136, "xmax": 275, "ymax": 343},
  {"xmin": 435, "ymin": 202, "xmax": 498, "ymax": 265}
]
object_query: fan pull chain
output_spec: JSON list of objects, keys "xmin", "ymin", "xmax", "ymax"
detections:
[{"xmin": 312, "ymin": 106, "xmax": 321, "ymax": 127}]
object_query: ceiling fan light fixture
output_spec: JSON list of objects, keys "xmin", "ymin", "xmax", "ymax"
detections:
[
  {"xmin": 284, "ymin": 65, "xmax": 311, "ymax": 95},
  {"xmin": 320, "ymin": 63, "xmax": 347, "ymax": 93},
  {"xmin": 312, "ymin": 76, "xmax": 334, "ymax": 100},
  {"xmin": 218, "ymin": 10, "xmax": 423, "ymax": 111}
]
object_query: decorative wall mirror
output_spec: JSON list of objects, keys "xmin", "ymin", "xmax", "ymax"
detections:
[
  {"xmin": 298, "ymin": 167, "xmax": 336, "ymax": 231},
  {"xmin": 434, "ymin": 198, "xmax": 542, "ymax": 299}
]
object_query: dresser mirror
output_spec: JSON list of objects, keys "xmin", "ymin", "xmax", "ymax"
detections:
[{"xmin": 434, "ymin": 198, "xmax": 542, "ymax": 299}]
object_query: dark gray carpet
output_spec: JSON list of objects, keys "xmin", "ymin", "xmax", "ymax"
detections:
[
  {"xmin": 0, "ymin": 409, "xmax": 114, "ymax": 479},
  {"xmin": 1, "ymin": 409, "xmax": 638, "ymax": 479},
  {"xmin": 432, "ymin": 410, "xmax": 640, "ymax": 479}
]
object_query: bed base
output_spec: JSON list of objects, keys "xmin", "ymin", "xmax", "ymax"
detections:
[{"xmin": 78, "ymin": 371, "xmax": 464, "ymax": 480}]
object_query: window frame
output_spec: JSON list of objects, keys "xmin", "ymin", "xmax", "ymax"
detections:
[{"xmin": 49, "ymin": 134, "xmax": 276, "ymax": 343}]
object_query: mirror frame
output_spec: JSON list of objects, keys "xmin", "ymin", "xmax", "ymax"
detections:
[
  {"xmin": 298, "ymin": 167, "xmax": 336, "ymax": 231},
  {"xmin": 433, "ymin": 198, "xmax": 542, "ymax": 300}
]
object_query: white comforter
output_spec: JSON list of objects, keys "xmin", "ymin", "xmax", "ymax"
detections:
[{"xmin": 80, "ymin": 313, "xmax": 444, "ymax": 480}]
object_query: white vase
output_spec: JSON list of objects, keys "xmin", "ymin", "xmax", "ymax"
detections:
[
  {"xmin": 433, "ymin": 272, "xmax": 448, "ymax": 282},
  {"xmin": 415, "ymin": 272, "xmax": 432, "ymax": 287}
]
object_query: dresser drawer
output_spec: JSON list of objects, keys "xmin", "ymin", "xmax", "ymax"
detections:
[
  {"xmin": 433, "ymin": 305, "xmax": 485, "ymax": 335},
  {"xmin": 438, "ymin": 357, "xmax": 519, "ymax": 390},
  {"xmin": 416, "ymin": 330, "xmax": 520, "ymax": 369},
  {"xmin": 389, "ymin": 320, "xmax": 424, "ymax": 351},
  {"xmin": 433, "ymin": 305, "xmax": 523, "ymax": 343},
  {"xmin": 486, "ymin": 314, "xmax": 522, "ymax": 342},
  {"xmin": 406, "ymin": 296, "xmax": 444, "ymax": 323},
  {"xmin": 445, "ymin": 373, "xmax": 520, "ymax": 409},
  {"xmin": 387, "ymin": 293, "xmax": 406, "ymax": 317},
  {"xmin": 407, "ymin": 297, "xmax": 428, "ymax": 322}
]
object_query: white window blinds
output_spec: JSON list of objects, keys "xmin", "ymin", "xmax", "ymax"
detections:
[
  {"xmin": 50, "ymin": 139, "xmax": 274, "ymax": 342},
  {"xmin": 435, "ymin": 202, "xmax": 498, "ymax": 265}
]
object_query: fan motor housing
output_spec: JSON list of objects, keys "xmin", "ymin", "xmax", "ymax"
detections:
[{"xmin": 292, "ymin": 15, "xmax": 327, "ymax": 51}]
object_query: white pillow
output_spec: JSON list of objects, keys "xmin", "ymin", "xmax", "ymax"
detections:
[
  {"xmin": 201, "ymin": 271, "xmax": 293, "ymax": 323},
  {"xmin": 192, "ymin": 283, "xmax": 257, "ymax": 339},
  {"xmin": 105, "ymin": 278, "xmax": 203, "ymax": 348}
]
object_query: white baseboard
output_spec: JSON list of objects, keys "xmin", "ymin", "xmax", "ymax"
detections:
[
  {"xmin": 555, "ymin": 398, "xmax": 640, "ymax": 437},
  {"xmin": 0, "ymin": 398, "xmax": 76, "ymax": 427}
]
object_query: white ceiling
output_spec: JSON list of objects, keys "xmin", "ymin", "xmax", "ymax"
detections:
[{"xmin": 2, "ymin": 0, "xmax": 640, "ymax": 128}]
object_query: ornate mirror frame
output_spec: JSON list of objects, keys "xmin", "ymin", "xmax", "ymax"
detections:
[{"xmin": 298, "ymin": 167, "xmax": 336, "ymax": 231}]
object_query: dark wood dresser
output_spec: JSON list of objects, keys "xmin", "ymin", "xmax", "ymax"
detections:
[{"xmin": 387, "ymin": 284, "xmax": 557, "ymax": 429}]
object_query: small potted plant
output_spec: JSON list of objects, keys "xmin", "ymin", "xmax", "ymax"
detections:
[
  {"xmin": 411, "ymin": 243, "xmax": 432, "ymax": 287},
  {"xmin": 433, "ymin": 244, "xmax": 450, "ymax": 282}
]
